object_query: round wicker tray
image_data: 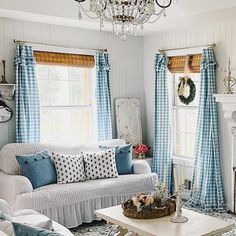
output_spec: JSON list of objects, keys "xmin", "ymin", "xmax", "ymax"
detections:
[{"xmin": 122, "ymin": 198, "xmax": 176, "ymax": 219}]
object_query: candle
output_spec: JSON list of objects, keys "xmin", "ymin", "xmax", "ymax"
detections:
[
  {"xmin": 178, "ymin": 166, "xmax": 181, "ymax": 186},
  {"xmin": 174, "ymin": 167, "xmax": 178, "ymax": 192},
  {"xmin": 163, "ymin": 163, "xmax": 167, "ymax": 189},
  {"xmin": 181, "ymin": 166, "xmax": 184, "ymax": 186}
]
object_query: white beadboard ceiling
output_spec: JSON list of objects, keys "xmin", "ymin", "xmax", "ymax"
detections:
[{"xmin": 0, "ymin": 0, "xmax": 236, "ymax": 35}]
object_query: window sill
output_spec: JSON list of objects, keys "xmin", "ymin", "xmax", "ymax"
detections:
[{"xmin": 171, "ymin": 156, "xmax": 194, "ymax": 167}]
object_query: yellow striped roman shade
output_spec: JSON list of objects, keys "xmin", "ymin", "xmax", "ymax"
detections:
[
  {"xmin": 188, "ymin": 54, "xmax": 202, "ymax": 73},
  {"xmin": 168, "ymin": 54, "xmax": 202, "ymax": 73},
  {"xmin": 33, "ymin": 51, "xmax": 95, "ymax": 68},
  {"xmin": 168, "ymin": 56, "xmax": 186, "ymax": 73}
]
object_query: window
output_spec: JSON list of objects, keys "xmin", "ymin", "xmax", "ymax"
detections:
[
  {"xmin": 36, "ymin": 64, "xmax": 96, "ymax": 145},
  {"xmin": 172, "ymin": 73, "xmax": 200, "ymax": 159}
]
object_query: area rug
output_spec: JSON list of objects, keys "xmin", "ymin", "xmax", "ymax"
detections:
[{"xmin": 70, "ymin": 210, "xmax": 236, "ymax": 236}]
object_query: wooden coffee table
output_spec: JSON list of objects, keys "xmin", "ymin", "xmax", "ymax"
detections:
[{"xmin": 95, "ymin": 205, "xmax": 234, "ymax": 236}]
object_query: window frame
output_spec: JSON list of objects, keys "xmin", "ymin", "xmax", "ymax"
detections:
[
  {"xmin": 171, "ymin": 73, "xmax": 200, "ymax": 162},
  {"xmin": 35, "ymin": 59, "xmax": 97, "ymax": 145}
]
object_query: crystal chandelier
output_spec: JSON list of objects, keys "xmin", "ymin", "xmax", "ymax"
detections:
[{"xmin": 75, "ymin": 0, "xmax": 173, "ymax": 40}]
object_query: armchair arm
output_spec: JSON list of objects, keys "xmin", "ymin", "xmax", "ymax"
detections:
[
  {"xmin": 0, "ymin": 171, "xmax": 33, "ymax": 207},
  {"xmin": 133, "ymin": 160, "xmax": 152, "ymax": 174}
]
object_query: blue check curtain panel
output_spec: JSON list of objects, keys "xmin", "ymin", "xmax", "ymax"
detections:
[
  {"xmin": 15, "ymin": 45, "xmax": 40, "ymax": 143},
  {"xmin": 188, "ymin": 49, "xmax": 226, "ymax": 212},
  {"xmin": 153, "ymin": 54, "xmax": 172, "ymax": 193},
  {"xmin": 96, "ymin": 53, "xmax": 112, "ymax": 141}
]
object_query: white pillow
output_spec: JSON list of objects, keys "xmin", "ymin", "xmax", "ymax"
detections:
[
  {"xmin": 83, "ymin": 149, "xmax": 118, "ymax": 180},
  {"xmin": 52, "ymin": 153, "xmax": 85, "ymax": 184},
  {"xmin": 133, "ymin": 160, "xmax": 151, "ymax": 174},
  {"xmin": 0, "ymin": 200, "xmax": 13, "ymax": 217}
]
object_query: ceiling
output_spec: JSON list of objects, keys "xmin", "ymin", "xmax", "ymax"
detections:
[{"xmin": 0, "ymin": 0, "xmax": 236, "ymax": 35}]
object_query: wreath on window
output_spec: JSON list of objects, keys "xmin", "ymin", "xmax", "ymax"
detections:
[{"xmin": 177, "ymin": 76, "xmax": 196, "ymax": 105}]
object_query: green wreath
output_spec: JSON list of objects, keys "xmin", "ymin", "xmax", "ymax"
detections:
[{"xmin": 177, "ymin": 77, "xmax": 196, "ymax": 105}]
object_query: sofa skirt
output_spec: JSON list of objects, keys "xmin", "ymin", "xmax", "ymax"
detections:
[{"xmin": 39, "ymin": 194, "xmax": 134, "ymax": 228}]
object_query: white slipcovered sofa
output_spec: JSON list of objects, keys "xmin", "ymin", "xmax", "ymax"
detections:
[{"xmin": 0, "ymin": 139, "xmax": 158, "ymax": 228}]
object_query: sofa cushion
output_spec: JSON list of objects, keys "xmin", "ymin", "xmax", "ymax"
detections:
[
  {"xmin": 0, "ymin": 139, "xmax": 126, "ymax": 175},
  {"xmin": 83, "ymin": 149, "xmax": 118, "ymax": 180},
  {"xmin": 100, "ymin": 144, "xmax": 133, "ymax": 175},
  {"xmin": 16, "ymin": 150, "xmax": 57, "ymax": 189},
  {"xmin": 52, "ymin": 153, "xmax": 85, "ymax": 184},
  {"xmin": 15, "ymin": 173, "xmax": 158, "ymax": 212}
]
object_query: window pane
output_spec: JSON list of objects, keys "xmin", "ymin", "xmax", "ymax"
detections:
[
  {"xmin": 50, "ymin": 109, "xmax": 71, "ymax": 135},
  {"xmin": 50, "ymin": 81, "xmax": 70, "ymax": 106},
  {"xmin": 186, "ymin": 109, "xmax": 198, "ymax": 133},
  {"xmin": 71, "ymin": 108, "xmax": 93, "ymax": 143},
  {"xmin": 49, "ymin": 66, "xmax": 69, "ymax": 81},
  {"xmin": 70, "ymin": 80, "xmax": 90, "ymax": 105},
  {"xmin": 191, "ymin": 81, "xmax": 200, "ymax": 106},
  {"xmin": 40, "ymin": 108, "xmax": 53, "ymax": 140},
  {"xmin": 186, "ymin": 134, "xmax": 195, "ymax": 157},
  {"xmin": 38, "ymin": 80, "xmax": 50, "ymax": 106},
  {"xmin": 175, "ymin": 133, "xmax": 185, "ymax": 156},
  {"xmin": 36, "ymin": 65, "xmax": 49, "ymax": 80},
  {"xmin": 40, "ymin": 107, "xmax": 94, "ymax": 145},
  {"xmin": 70, "ymin": 67, "xmax": 84, "ymax": 80},
  {"xmin": 174, "ymin": 74, "xmax": 200, "ymax": 107},
  {"xmin": 37, "ymin": 63, "xmax": 95, "ymax": 145},
  {"xmin": 173, "ymin": 73, "xmax": 200, "ymax": 159},
  {"xmin": 175, "ymin": 108, "xmax": 186, "ymax": 132}
]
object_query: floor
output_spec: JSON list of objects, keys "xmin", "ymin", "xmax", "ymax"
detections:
[{"xmin": 71, "ymin": 220, "xmax": 118, "ymax": 236}]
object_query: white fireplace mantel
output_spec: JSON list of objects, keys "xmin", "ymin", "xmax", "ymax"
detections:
[
  {"xmin": 214, "ymin": 94, "xmax": 236, "ymax": 127},
  {"xmin": 214, "ymin": 94, "xmax": 236, "ymax": 211}
]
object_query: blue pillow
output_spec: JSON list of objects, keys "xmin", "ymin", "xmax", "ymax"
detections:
[
  {"xmin": 100, "ymin": 144, "xmax": 133, "ymax": 175},
  {"xmin": 16, "ymin": 150, "xmax": 57, "ymax": 189},
  {"xmin": 12, "ymin": 222, "xmax": 62, "ymax": 236}
]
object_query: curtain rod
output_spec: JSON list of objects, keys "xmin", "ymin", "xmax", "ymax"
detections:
[
  {"xmin": 159, "ymin": 43, "xmax": 216, "ymax": 53},
  {"xmin": 13, "ymin": 39, "xmax": 108, "ymax": 52}
]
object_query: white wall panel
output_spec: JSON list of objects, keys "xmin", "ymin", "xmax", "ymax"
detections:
[
  {"xmin": 143, "ymin": 20, "xmax": 236, "ymax": 209},
  {"xmin": 0, "ymin": 18, "xmax": 143, "ymax": 148}
]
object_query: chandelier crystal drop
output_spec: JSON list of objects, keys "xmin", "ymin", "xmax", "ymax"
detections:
[{"xmin": 75, "ymin": 0, "xmax": 173, "ymax": 40}]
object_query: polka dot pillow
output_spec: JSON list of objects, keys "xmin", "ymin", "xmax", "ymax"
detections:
[
  {"xmin": 83, "ymin": 149, "xmax": 118, "ymax": 180},
  {"xmin": 52, "ymin": 152, "xmax": 85, "ymax": 184}
]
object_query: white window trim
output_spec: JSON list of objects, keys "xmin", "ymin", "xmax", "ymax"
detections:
[
  {"xmin": 171, "ymin": 73, "xmax": 199, "ymax": 161},
  {"xmin": 35, "ymin": 46, "xmax": 97, "ymax": 144},
  {"xmin": 30, "ymin": 43, "xmax": 97, "ymax": 56},
  {"xmin": 172, "ymin": 155, "xmax": 194, "ymax": 167}
]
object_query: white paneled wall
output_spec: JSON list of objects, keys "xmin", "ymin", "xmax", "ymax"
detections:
[
  {"xmin": 143, "ymin": 20, "xmax": 236, "ymax": 209},
  {"xmin": 1, "ymin": 15, "xmax": 236, "ymax": 208},
  {"xmin": 0, "ymin": 18, "xmax": 144, "ymax": 149}
]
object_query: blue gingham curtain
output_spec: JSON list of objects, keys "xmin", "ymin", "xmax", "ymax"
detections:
[
  {"xmin": 188, "ymin": 49, "xmax": 226, "ymax": 212},
  {"xmin": 15, "ymin": 45, "xmax": 40, "ymax": 143},
  {"xmin": 96, "ymin": 53, "xmax": 112, "ymax": 141},
  {"xmin": 153, "ymin": 54, "xmax": 172, "ymax": 193}
]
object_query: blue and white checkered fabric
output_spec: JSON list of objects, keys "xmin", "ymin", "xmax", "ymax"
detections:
[
  {"xmin": 15, "ymin": 45, "xmax": 40, "ymax": 143},
  {"xmin": 96, "ymin": 53, "xmax": 112, "ymax": 141},
  {"xmin": 153, "ymin": 54, "xmax": 172, "ymax": 193},
  {"xmin": 188, "ymin": 49, "xmax": 226, "ymax": 212}
]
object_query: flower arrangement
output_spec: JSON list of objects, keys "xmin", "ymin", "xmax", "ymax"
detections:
[
  {"xmin": 134, "ymin": 144, "xmax": 150, "ymax": 159},
  {"xmin": 121, "ymin": 184, "xmax": 176, "ymax": 218},
  {"xmin": 132, "ymin": 193, "xmax": 154, "ymax": 211}
]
